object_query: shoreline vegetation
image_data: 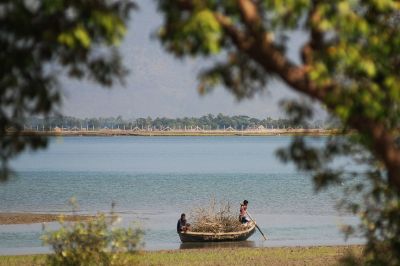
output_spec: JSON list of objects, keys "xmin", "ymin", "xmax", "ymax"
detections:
[
  {"xmin": 0, "ymin": 245, "xmax": 363, "ymax": 266},
  {"xmin": 18, "ymin": 128, "xmax": 341, "ymax": 137},
  {"xmin": 0, "ymin": 213, "xmax": 93, "ymax": 225}
]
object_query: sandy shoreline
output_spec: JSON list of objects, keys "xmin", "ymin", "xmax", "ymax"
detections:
[{"xmin": 0, "ymin": 213, "xmax": 93, "ymax": 225}]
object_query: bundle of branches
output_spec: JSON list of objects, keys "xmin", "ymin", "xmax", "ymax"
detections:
[{"xmin": 189, "ymin": 198, "xmax": 244, "ymax": 233}]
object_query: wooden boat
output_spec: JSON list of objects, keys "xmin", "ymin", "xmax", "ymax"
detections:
[{"xmin": 178, "ymin": 221, "xmax": 256, "ymax": 242}]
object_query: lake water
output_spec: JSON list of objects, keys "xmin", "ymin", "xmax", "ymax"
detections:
[{"xmin": 0, "ymin": 136, "xmax": 363, "ymax": 254}]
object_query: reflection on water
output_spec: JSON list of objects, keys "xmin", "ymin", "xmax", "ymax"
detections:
[{"xmin": 180, "ymin": 241, "xmax": 256, "ymax": 249}]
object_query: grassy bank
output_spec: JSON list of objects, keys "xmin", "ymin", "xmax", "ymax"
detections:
[{"xmin": 0, "ymin": 245, "xmax": 362, "ymax": 266}]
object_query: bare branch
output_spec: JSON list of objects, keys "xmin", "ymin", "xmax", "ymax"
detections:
[{"xmin": 238, "ymin": 0, "xmax": 263, "ymax": 35}]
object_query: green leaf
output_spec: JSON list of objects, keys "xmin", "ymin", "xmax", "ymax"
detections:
[
  {"xmin": 57, "ymin": 32, "xmax": 75, "ymax": 47},
  {"xmin": 184, "ymin": 9, "xmax": 222, "ymax": 54},
  {"xmin": 362, "ymin": 60, "xmax": 376, "ymax": 77},
  {"xmin": 73, "ymin": 25, "xmax": 91, "ymax": 48}
]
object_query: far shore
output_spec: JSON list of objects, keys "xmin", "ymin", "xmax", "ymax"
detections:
[
  {"xmin": 18, "ymin": 128, "xmax": 341, "ymax": 137},
  {"xmin": 0, "ymin": 213, "xmax": 94, "ymax": 225}
]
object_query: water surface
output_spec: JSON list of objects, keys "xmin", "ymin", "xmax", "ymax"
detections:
[{"xmin": 0, "ymin": 136, "xmax": 363, "ymax": 254}]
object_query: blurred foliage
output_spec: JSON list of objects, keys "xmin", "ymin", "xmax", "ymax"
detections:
[
  {"xmin": 42, "ymin": 200, "xmax": 143, "ymax": 266},
  {"xmin": 0, "ymin": 0, "xmax": 135, "ymax": 180},
  {"xmin": 3, "ymin": 0, "xmax": 400, "ymax": 263},
  {"xmin": 278, "ymin": 101, "xmax": 400, "ymax": 265},
  {"xmin": 156, "ymin": 0, "xmax": 400, "ymax": 264}
]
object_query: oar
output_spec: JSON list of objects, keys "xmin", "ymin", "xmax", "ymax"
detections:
[{"xmin": 247, "ymin": 212, "xmax": 267, "ymax": 241}]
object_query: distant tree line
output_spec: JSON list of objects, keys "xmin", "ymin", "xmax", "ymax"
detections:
[{"xmin": 24, "ymin": 114, "xmax": 334, "ymax": 131}]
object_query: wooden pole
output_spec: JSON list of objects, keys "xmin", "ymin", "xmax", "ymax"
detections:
[{"xmin": 247, "ymin": 212, "xmax": 267, "ymax": 241}]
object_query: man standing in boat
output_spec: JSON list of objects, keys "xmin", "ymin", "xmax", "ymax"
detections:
[
  {"xmin": 177, "ymin": 213, "xmax": 190, "ymax": 232},
  {"xmin": 239, "ymin": 200, "xmax": 250, "ymax": 224}
]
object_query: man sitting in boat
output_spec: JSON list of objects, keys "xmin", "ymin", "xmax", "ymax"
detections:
[
  {"xmin": 239, "ymin": 200, "xmax": 250, "ymax": 224},
  {"xmin": 177, "ymin": 213, "xmax": 190, "ymax": 232}
]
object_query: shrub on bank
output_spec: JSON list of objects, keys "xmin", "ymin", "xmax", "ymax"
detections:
[{"xmin": 42, "ymin": 200, "xmax": 143, "ymax": 266}]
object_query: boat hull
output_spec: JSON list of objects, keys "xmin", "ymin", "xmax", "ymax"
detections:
[{"xmin": 178, "ymin": 222, "xmax": 256, "ymax": 243}]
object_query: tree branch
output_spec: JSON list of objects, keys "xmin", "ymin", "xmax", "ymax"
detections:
[
  {"xmin": 172, "ymin": 0, "xmax": 400, "ymax": 191},
  {"xmin": 238, "ymin": 0, "xmax": 263, "ymax": 35},
  {"xmin": 351, "ymin": 117, "xmax": 400, "ymax": 190},
  {"xmin": 214, "ymin": 13, "xmax": 253, "ymax": 51},
  {"xmin": 234, "ymin": 1, "xmax": 328, "ymax": 100},
  {"xmin": 217, "ymin": 0, "xmax": 400, "ymax": 191},
  {"xmin": 301, "ymin": 0, "xmax": 324, "ymax": 65}
]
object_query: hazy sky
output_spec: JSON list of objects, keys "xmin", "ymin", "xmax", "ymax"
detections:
[{"xmin": 61, "ymin": 0, "xmax": 316, "ymax": 119}]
